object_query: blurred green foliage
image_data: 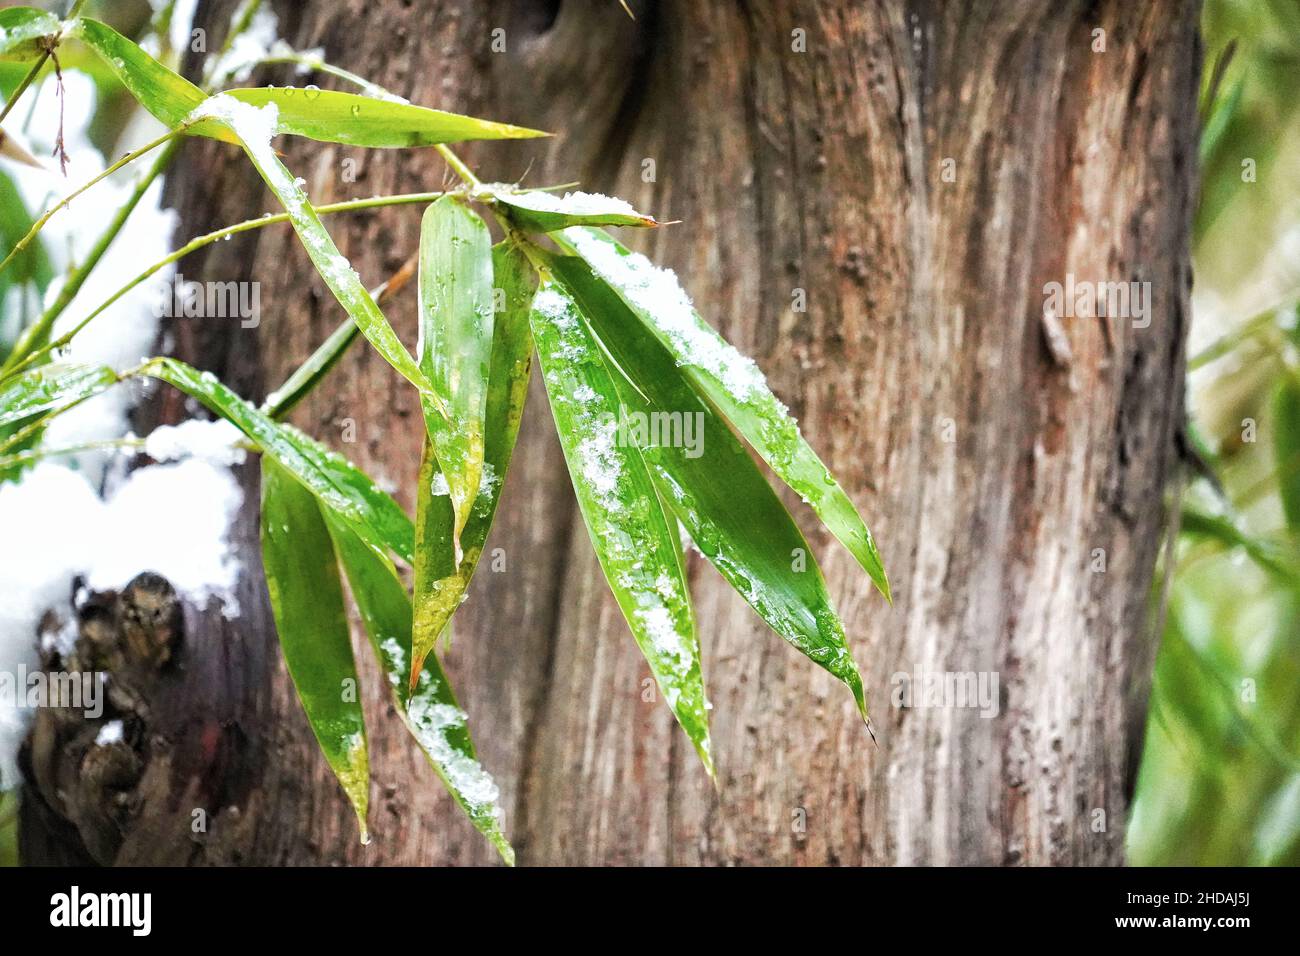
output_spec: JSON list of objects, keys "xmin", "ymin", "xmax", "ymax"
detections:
[
  {"xmin": 1128, "ymin": 0, "xmax": 1300, "ymax": 865},
  {"xmin": 0, "ymin": 791, "xmax": 15, "ymax": 866}
]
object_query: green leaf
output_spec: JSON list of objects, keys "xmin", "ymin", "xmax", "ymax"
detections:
[
  {"xmin": 192, "ymin": 95, "xmax": 440, "ymax": 409},
  {"xmin": 0, "ymin": 169, "xmax": 55, "ymax": 298},
  {"xmin": 529, "ymin": 278, "xmax": 714, "ymax": 772},
  {"xmin": 70, "ymin": 19, "xmax": 223, "ymax": 135},
  {"xmin": 260, "ymin": 457, "xmax": 369, "ymax": 841},
  {"xmin": 0, "ymin": 362, "xmax": 115, "ymax": 429},
  {"xmin": 488, "ymin": 185, "xmax": 658, "ymax": 232},
  {"xmin": 144, "ymin": 357, "xmax": 414, "ymax": 564},
  {"xmin": 543, "ymin": 251, "xmax": 870, "ymax": 720},
  {"xmin": 322, "ymin": 510, "xmax": 514, "ymax": 864},
  {"xmin": 1272, "ymin": 369, "xmax": 1300, "ymax": 533},
  {"xmin": 417, "ymin": 195, "xmax": 494, "ymax": 550},
  {"xmin": 262, "ymin": 318, "xmax": 361, "ymax": 421},
  {"xmin": 0, "ymin": 8, "xmax": 61, "ymax": 62},
  {"xmin": 557, "ymin": 227, "xmax": 890, "ymax": 603},
  {"xmin": 73, "ymin": 20, "xmax": 545, "ymax": 150},
  {"xmin": 409, "ymin": 241, "xmax": 536, "ymax": 687},
  {"xmin": 218, "ymin": 87, "xmax": 547, "ymax": 147},
  {"xmin": 1179, "ymin": 506, "xmax": 1297, "ymax": 584}
]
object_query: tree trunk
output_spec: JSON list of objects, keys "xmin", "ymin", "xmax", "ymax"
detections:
[{"xmin": 21, "ymin": 0, "xmax": 1200, "ymax": 866}]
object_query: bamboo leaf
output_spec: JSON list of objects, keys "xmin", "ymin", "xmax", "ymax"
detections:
[
  {"xmin": 1271, "ymin": 369, "xmax": 1300, "ymax": 533},
  {"xmin": 0, "ymin": 8, "xmax": 61, "ymax": 62},
  {"xmin": 219, "ymin": 87, "xmax": 547, "ymax": 147},
  {"xmin": 413, "ymin": 437, "xmax": 457, "ymax": 669},
  {"xmin": 558, "ymin": 227, "xmax": 890, "ymax": 603},
  {"xmin": 544, "ymin": 251, "xmax": 870, "ymax": 720},
  {"xmin": 145, "ymin": 357, "xmax": 414, "ymax": 564},
  {"xmin": 529, "ymin": 278, "xmax": 713, "ymax": 772},
  {"xmin": 191, "ymin": 95, "xmax": 440, "ymax": 408},
  {"xmin": 409, "ymin": 241, "xmax": 535, "ymax": 687},
  {"xmin": 70, "ymin": 19, "xmax": 225, "ymax": 136},
  {"xmin": 489, "ymin": 185, "xmax": 658, "ymax": 232},
  {"xmin": 260, "ymin": 457, "xmax": 369, "ymax": 841},
  {"xmin": 0, "ymin": 169, "xmax": 55, "ymax": 298},
  {"xmin": 0, "ymin": 362, "xmax": 115, "ymax": 429},
  {"xmin": 321, "ymin": 511, "xmax": 514, "ymax": 864},
  {"xmin": 73, "ymin": 20, "xmax": 545, "ymax": 149},
  {"xmin": 417, "ymin": 195, "xmax": 494, "ymax": 551},
  {"xmin": 1179, "ymin": 506, "xmax": 1298, "ymax": 584}
]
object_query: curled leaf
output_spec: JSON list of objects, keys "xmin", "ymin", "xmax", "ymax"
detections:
[
  {"xmin": 488, "ymin": 185, "xmax": 658, "ymax": 232},
  {"xmin": 409, "ymin": 241, "xmax": 535, "ymax": 689}
]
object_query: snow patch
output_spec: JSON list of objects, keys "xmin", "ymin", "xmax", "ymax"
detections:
[
  {"xmin": 143, "ymin": 418, "xmax": 247, "ymax": 466},
  {"xmin": 0, "ymin": 460, "xmax": 244, "ymax": 789}
]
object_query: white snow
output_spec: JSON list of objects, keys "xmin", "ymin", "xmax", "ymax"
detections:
[
  {"xmin": 563, "ymin": 228, "xmax": 769, "ymax": 401},
  {"xmin": 95, "ymin": 720, "xmax": 124, "ymax": 746},
  {"xmin": 143, "ymin": 418, "xmax": 247, "ymax": 466},
  {"xmin": 0, "ymin": 460, "xmax": 244, "ymax": 788},
  {"xmin": 505, "ymin": 189, "xmax": 641, "ymax": 219},
  {"xmin": 205, "ymin": 4, "xmax": 281, "ymax": 84},
  {"xmin": 405, "ymin": 695, "xmax": 503, "ymax": 813},
  {"xmin": 0, "ymin": 67, "xmax": 246, "ymax": 790}
]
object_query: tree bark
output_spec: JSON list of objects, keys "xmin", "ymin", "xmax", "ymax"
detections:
[{"xmin": 21, "ymin": 0, "xmax": 1200, "ymax": 866}]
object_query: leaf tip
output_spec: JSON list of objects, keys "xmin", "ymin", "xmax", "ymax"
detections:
[{"xmin": 878, "ymin": 572, "xmax": 894, "ymax": 606}]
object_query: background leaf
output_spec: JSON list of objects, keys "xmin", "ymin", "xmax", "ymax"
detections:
[
  {"xmin": 260, "ymin": 457, "xmax": 370, "ymax": 841},
  {"xmin": 0, "ymin": 362, "xmax": 115, "ymax": 429},
  {"xmin": 529, "ymin": 279, "xmax": 713, "ymax": 772},
  {"xmin": 558, "ymin": 227, "xmax": 890, "ymax": 602},
  {"xmin": 0, "ymin": 8, "xmax": 61, "ymax": 62},
  {"xmin": 1271, "ymin": 368, "xmax": 1300, "ymax": 532}
]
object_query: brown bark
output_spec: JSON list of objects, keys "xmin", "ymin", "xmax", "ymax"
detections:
[{"xmin": 21, "ymin": 0, "xmax": 1200, "ymax": 865}]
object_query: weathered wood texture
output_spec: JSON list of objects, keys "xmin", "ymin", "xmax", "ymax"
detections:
[{"xmin": 22, "ymin": 0, "xmax": 1200, "ymax": 865}]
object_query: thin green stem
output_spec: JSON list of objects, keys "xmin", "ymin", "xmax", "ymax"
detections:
[
  {"xmin": 0, "ymin": 126, "xmax": 182, "ymax": 279},
  {"xmin": 221, "ymin": 0, "xmax": 264, "ymax": 56},
  {"xmin": 264, "ymin": 252, "xmax": 418, "ymax": 420},
  {"xmin": 0, "ymin": 436, "xmax": 144, "ymax": 472},
  {"xmin": 436, "ymin": 144, "xmax": 482, "ymax": 192},
  {"xmin": 1188, "ymin": 300, "xmax": 1298, "ymax": 371},
  {"xmin": 0, "ymin": 54, "xmax": 49, "ymax": 125},
  {"xmin": 2, "ymin": 191, "xmax": 446, "ymax": 384},
  {"xmin": 0, "ymin": 139, "xmax": 180, "ymax": 378},
  {"xmin": 248, "ymin": 54, "xmax": 395, "ymax": 101}
]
